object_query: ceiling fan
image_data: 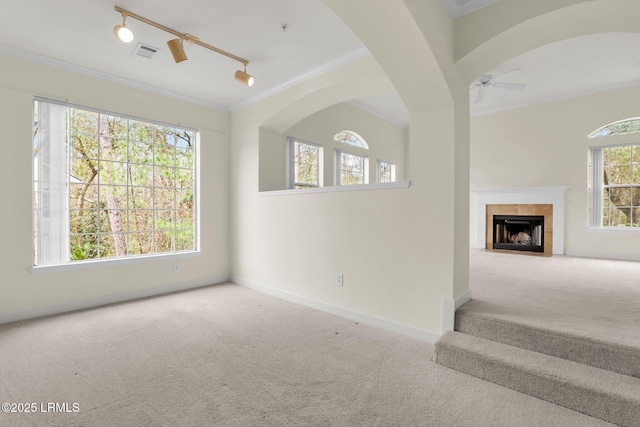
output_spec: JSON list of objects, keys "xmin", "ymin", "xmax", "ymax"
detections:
[{"xmin": 471, "ymin": 69, "xmax": 527, "ymax": 103}]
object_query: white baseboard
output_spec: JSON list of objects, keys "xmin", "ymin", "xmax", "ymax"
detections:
[
  {"xmin": 0, "ymin": 275, "xmax": 230, "ymax": 325},
  {"xmin": 232, "ymin": 276, "xmax": 441, "ymax": 343},
  {"xmin": 564, "ymin": 250, "xmax": 640, "ymax": 263},
  {"xmin": 442, "ymin": 288, "xmax": 473, "ymax": 333}
]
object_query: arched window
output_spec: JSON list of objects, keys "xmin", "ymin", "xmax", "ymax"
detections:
[
  {"xmin": 588, "ymin": 118, "xmax": 640, "ymax": 138},
  {"xmin": 334, "ymin": 130, "xmax": 369, "ymax": 149},
  {"xmin": 333, "ymin": 131, "xmax": 369, "ymax": 185}
]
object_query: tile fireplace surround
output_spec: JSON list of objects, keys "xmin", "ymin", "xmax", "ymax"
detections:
[{"xmin": 473, "ymin": 187, "xmax": 569, "ymax": 256}]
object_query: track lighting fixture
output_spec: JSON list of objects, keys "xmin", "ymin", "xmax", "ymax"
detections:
[
  {"xmin": 167, "ymin": 38, "xmax": 188, "ymax": 63},
  {"xmin": 113, "ymin": 6, "xmax": 255, "ymax": 86},
  {"xmin": 234, "ymin": 66, "xmax": 255, "ymax": 87},
  {"xmin": 113, "ymin": 12, "xmax": 134, "ymax": 43}
]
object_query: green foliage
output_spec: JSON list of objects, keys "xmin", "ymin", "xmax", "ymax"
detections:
[
  {"xmin": 67, "ymin": 107, "xmax": 196, "ymax": 260},
  {"xmin": 70, "ymin": 243, "xmax": 91, "ymax": 261}
]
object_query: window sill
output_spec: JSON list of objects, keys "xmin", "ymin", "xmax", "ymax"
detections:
[
  {"xmin": 259, "ymin": 180, "xmax": 411, "ymax": 196},
  {"xmin": 587, "ymin": 227, "xmax": 640, "ymax": 233},
  {"xmin": 31, "ymin": 251, "xmax": 201, "ymax": 275}
]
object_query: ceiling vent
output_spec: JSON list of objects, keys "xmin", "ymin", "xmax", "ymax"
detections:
[{"xmin": 133, "ymin": 43, "xmax": 160, "ymax": 59}]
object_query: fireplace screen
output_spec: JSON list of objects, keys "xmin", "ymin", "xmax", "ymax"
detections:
[{"xmin": 493, "ymin": 215, "xmax": 544, "ymax": 252}]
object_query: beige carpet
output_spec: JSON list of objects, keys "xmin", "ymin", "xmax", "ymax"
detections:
[
  {"xmin": 468, "ymin": 250, "xmax": 640, "ymax": 347},
  {"xmin": 0, "ymin": 275, "xmax": 615, "ymax": 426}
]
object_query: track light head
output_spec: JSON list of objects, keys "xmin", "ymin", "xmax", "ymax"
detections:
[
  {"xmin": 167, "ymin": 38, "xmax": 188, "ymax": 63},
  {"xmin": 113, "ymin": 13, "xmax": 134, "ymax": 43},
  {"xmin": 234, "ymin": 67, "xmax": 255, "ymax": 87}
]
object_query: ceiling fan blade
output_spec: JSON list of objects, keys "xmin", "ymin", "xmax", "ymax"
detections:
[
  {"xmin": 474, "ymin": 86, "xmax": 485, "ymax": 103},
  {"xmin": 493, "ymin": 82, "xmax": 526, "ymax": 91},
  {"xmin": 492, "ymin": 68, "xmax": 524, "ymax": 82}
]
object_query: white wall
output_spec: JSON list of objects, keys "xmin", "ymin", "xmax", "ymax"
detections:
[
  {"xmin": 231, "ymin": 55, "xmax": 461, "ymax": 339},
  {"xmin": 259, "ymin": 102, "xmax": 406, "ymax": 191},
  {"xmin": 0, "ymin": 53, "xmax": 230, "ymax": 322},
  {"xmin": 470, "ymin": 84, "xmax": 640, "ymax": 261}
]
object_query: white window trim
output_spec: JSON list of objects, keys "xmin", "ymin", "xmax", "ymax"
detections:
[
  {"xmin": 334, "ymin": 130, "xmax": 369, "ymax": 149},
  {"xmin": 259, "ymin": 180, "xmax": 411, "ymax": 196},
  {"xmin": 335, "ymin": 149, "xmax": 369, "ymax": 186},
  {"xmin": 31, "ymin": 250, "xmax": 201, "ymax": 274},
  {"xmin": 377, "ymin": 159, "xmax": 396, "ymax": 183},
  {"xmin": 286, "ymin": 137, "xmax": 323, "ymax": 189},
  {"xmin": 588, "ymin": 143, "xmax": 640, "ymax": 230},
  {"xmin": 33, "ymin": 97, "xmax": 200, "ymax": 269}
]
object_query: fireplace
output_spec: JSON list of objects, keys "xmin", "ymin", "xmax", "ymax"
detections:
[
  {"xmin": 474, "ymin": 187, "xmax": 569, "ymax": 256},
  {"xmin": 493, "ymin": 215, "xmax": 544, "ymax": 253}
]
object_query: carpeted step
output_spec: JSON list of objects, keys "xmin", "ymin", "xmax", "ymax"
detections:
[
  {"xmin": 434, "ymin": 331, "xmax": 640, "ymax": 427},
  {"xmin": 455, "ymin": 309, "xmax": 640, "ymax": 379}
]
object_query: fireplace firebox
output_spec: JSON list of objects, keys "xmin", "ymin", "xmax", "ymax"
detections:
[{"xmin": 493, "ymin": 215, "xmax": 544, "ymax": 253}]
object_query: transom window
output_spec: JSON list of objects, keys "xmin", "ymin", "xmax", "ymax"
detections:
[
  {"xmin": 33, "ymin": 99, "xmax": 197, "ymax": 266},
  {"xmin": 588, "ymin": 143, "xmax": 640, "ymax": 228},
  {"xmin": 589, "ymin": 118, "xmax": 640, "ymax": 138},
  {"xmin": 334, "ymin": 130, "xmax": 369, "ymax": 149}
]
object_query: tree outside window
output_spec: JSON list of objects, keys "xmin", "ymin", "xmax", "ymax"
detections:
[
  {"xmin": 33, "ymin": 99, "xmax": 197, "ymax": 266},
  {"xmin": 289, "ymin": 139, "xmax": 320, "ymax": 189}
]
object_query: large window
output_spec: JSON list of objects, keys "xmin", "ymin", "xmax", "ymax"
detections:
[
  {"xmin": 33, "ymin": 99, "xmax": 197, "ymax": 266},
  {"xmin": 288, "ymin": 138, "xmax": 321, "ymax": 189},
  {"xmin": 588, "ymin": 143, "xmax": 640, "ymax": 228}
]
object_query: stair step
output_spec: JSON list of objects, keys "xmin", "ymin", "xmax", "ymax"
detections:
[
  {"xmin": 456, "ymin": 309, "xmax": 640, "ymax": 379},
  {"xmin": 434, "ymin": 331, "xmax": 640, "ymax": 427}
]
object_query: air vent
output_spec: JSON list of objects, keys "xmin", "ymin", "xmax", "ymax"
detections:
[{"xmin": 133, "ymin": 43, "xmax": 160, "ymax": 59}]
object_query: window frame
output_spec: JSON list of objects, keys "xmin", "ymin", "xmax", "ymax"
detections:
[
  {"xmin": 377, "ymin": 159, "xmax": 396, "ymax": 183},
  {"xmin": 32, "ymin": 97, "xmax": 199, "ymax": 269},
  {"xmin": 335, "ymin": 149, "xmax": 369, "ymax": 186},
  {"xmin": 588, "ymin": 118, "xmax": 640, "ymax": 139},
  {"xmin": 286, "ymin": 137, "xmax": 322, "ymax": 189},
  {"xmin": 334, "ymin": 130, "xmax": 370, "ymax": 149},
  {"xmin": 588, "ymin": 142, "xmax": 640, "ymax": 229}
]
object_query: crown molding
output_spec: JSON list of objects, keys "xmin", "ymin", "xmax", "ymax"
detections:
[
  {"xmin": 230, "ymin": 47, "xmax": 370, "ymax": 112},
  {"xmin": 0, "ymin": 44, "xmax": 229, "ymax": 112}
]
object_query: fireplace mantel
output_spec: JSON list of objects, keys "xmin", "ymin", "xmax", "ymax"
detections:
[{"xmin": 473, "ymin": 187, "xmax": 569, "ymax": 255}]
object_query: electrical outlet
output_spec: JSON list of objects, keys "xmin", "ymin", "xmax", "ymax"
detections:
[
  {"xmin": 336, "ymin": 274, "xmax": 343, "ymax": 286},
  {"xmin": 173, "ymin": 263, "xmax": 180, "ymax": 272}
]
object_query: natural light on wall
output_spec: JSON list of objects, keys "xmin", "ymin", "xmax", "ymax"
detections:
[{"xmin": 33, "ymin": 98, "xmax": 198, "ymax": 266}]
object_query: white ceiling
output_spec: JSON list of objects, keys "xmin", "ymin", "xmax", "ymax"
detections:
[
  {"xmin": 470, "ymin": 32, "xmax": 640, "ymax": 116},
  {"xmin": 0, "ymin": 0, "xmax": 366, "ymax": 110},
  {"xmin": 2, "ymin": 1, "xmax": 640, "ymax": 127}
]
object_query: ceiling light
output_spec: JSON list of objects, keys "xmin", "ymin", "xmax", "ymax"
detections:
[
  {"xmin": 234, "ymin": 66, "xmax": 255, "ymax": 87},
  {"xmin": 113, "ymin": 6, "xmax": 255, "ymax": 87},
  {"xmin": 167, "ymin": 38, "xmax": 188, "ymax": 63},
  {"xmin": 113, "ymin": 13, "xmax": 134, "ymax": 43}
]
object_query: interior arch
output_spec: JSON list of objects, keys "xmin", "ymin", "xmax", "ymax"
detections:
[{"xmin": 456, "ymin": 0, "xmax": 640, "ymax": 85}]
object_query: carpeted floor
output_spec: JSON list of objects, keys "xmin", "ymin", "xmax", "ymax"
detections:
[
  {"xmin": 0, "ymin": 251, "xmax": 629, "ymax": 426},
  {"xmin": 468, "ymin": 250, "xmax": 640, "ymax": 347}
]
